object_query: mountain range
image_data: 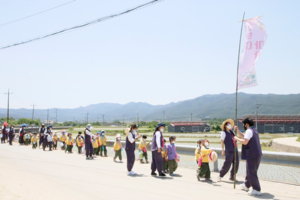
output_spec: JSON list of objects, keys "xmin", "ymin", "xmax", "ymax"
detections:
[{"xmin": 0, "ymin": 93, "xmax": 299, "ymax": 122}]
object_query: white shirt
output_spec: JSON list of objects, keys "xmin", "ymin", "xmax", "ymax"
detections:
[
  {"xmin": 155, "ymin": 131, "xmax": 161, "ymax": 148},
  {"xmin": 244, "ymin": 129, "xmax": 253, "ymax": 140},
  {"xmin": 127, "ymin": 131, "xmax": 137, "ymax": 143},
  {"xmin": 85, "ymin": 129, "xmax": 97, "ymax": 138},
  {"xmin": 220, "ymin": 131, "xmax": 226, "ymax": 141}
]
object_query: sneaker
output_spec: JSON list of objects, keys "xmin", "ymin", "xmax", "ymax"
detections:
[
  {"xmin": 159, "ymin": 173, "xmax": 166, "ymax": 177},
  {"xmin": 240, "ymin": 183, "xmax": 249, "ymax": 192},
  {"xmin": 170, "ymin": 173, "xmax": 175, "ymax": 176},
  {"xmin": 205, "ymin": 178, "xmax": 212, "ymax": 182},
  {"xmin": 151, "ymin": 172, "xmax": 157, "ymax": 176},
  {"xmin": 229, "ymin": 177, "xmax": 236, "ymax": 181},
  {"xmin": 248, "ymin": 190, "xmax": 261, "ymax": 196},
  {"xmin": 90, "ymin": 157, "xmax": 94, "ymax": 160},
  {"xmin": 119, "ymin": 160, "xmax": 123, "ymax": 163},
  {"xmin": 113, "ymin": 159, "xmax": 116, "ymax": 162},
  {"xmin": 217, "ymin": 176, "xmax": 222, "ymax": 182},
  {"xmin": 140, "ymin": 160, "xmax": 144, "ymax": 164},
  {"xmin": 129, "ymin": 171, "xmax": 135, "ymax": 175},
  {"xmin": 196, "ymin": 174, "xmax": 200, "ymax": 181},
  {"xmin": 146, "ymin": 160, "xmax": 149, "ymax": 164},
  {"xmin": 86, "ymin": 157, "xmax": 90, "ymax": 160}
]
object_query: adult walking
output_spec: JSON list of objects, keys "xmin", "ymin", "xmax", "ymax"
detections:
[
  {"xmin": 1, "ymin": 122, "xmax": 8, "ymax": 144},
  {"xmin": 43, "ymin": 126, "xmax": 52, "ymax": 151},
  {"xmin": 84, "ymin": 124, "xmax": 97, "ymax": 160},
  {"xmin": 19, "ymin": 125, "xmax": 25, "ymax": 145},
  {"xmin": 125, "ymin": 124, "xmax": 141, "ymax": 175},
  {"xmin": 217, "ymin": 119, "xmax": 239, "ymax": 182},
  {"xmin": 39, "ymin": 124, "xmax": 46, "ymax": 148},
  {"xmin": 234, "ymin": 118, "xmax": 262, "ymax": 196},
  {"xmin": 151, "ymin": 123, "xmax": 166, "ymax": 177},
  {"xmin": 8, "ymin": 125, "xmax": 15, "ymax": 145}
]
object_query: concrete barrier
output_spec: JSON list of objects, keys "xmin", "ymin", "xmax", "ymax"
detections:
[{"xmin": 105, "ymin": 140, "xmax": 300, "ymax": 168}]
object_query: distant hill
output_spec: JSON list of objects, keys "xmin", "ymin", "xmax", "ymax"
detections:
[{"xmin": 0, "ymin": 93, "xmax": 299, "ymax": 122}]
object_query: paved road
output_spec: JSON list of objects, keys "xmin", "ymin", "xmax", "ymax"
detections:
[{"xmin": 0, "ymin": 144, "xmax": 299, "ymax": 200}]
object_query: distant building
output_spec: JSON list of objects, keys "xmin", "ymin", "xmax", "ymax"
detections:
[
  {"xmin": 44, "ymin": 120, "xmax": 54, "ymax": 125},
  {"xmin": 168, "ymin": 121, "xmax": 210, "ymax": 133},
  {"xmin": 238, "ymin": 115, "xmax": 300, "ymax": 134}
]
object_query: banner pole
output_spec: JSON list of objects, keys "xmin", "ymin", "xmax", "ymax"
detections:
[{"xmin": 234, "ymin": 12, "xmax": 245, "ymax": 189}]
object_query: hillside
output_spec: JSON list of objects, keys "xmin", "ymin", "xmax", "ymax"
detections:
[{"xmin": 0, "ymin": 93, "xmax": 299, "ymax": 122}]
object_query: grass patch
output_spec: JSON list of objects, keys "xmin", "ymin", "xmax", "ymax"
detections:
[{"xmin": 297, "ymin": 136, "xmax": 300, "ymax": 142}]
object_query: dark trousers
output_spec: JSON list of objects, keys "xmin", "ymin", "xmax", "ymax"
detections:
[
  {"xmin": 66, "ymin": 145, "xmax": 73, "ymax": 153},
  {"xmin": 142, "ymin": 152, "xmax": 148, "ymax": 161},
  {"xmin": 1, "ymin": 134, "xmax": 6, "ymax": 143},
  {"xmin": 39, "ymin": 137, "xmax": 44, "ymax": 147},
  {"xmin": 219, "ymin": 151, "xmax": 239, "ymax": 179},
  {"xmin": 25, "ymin": 139, "xmax": 30, "ymax": 145},
  {"xmin": 151, "ymin": 150, "xmax": 163, "ymax": 174},
  {"xmin": 125, "ymin": 148, "xmax": 135, "ymax": 172},
  {"xmin": 163, "ymin": 159, "xmax": 168, "ymax": 171},
  {"xmin": 168, "ymin": 159, "xmax": 178, "ymax": 174},
  {"xmin": 245, "ymin": 157, "xmax": 261, "ymax": 191},
  {"xmin": 32, "ymin": 142, "xmax": 37, "ymax": 149},
  {"xmin": 100, "ymin": 145, "xmax": 107, "ymax": 156},
  {"xmin": 85, "ymin": 142, "xmax": 93, "ymax": 157},
  {"xmin": 93, "ymin": 147, "xmax": 99, "ymax": 155},
  {"xmin": 114, "ymin": 149, "xmax": 122, "ymax": 160},
  {"xmin": 78, "ymin": 146, "xmax": 82, "ymax": 154},
  {"xmin": 8, "ymin": 134, "xmax": 13, "ymax": 145},
  {"xmin": 53, "ymin": 141, "xmax": 57, "ymax": 148},
  {"xmin": 198, "ymin": 163, "xmax": 211, "ymax": 179},
  {"xmin": 43, "ymin": 138, "xmax": 52, "ymax": 151}
]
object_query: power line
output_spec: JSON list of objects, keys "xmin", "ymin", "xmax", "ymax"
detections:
[
  {"xmin": 0, "ymin": 0, "xmax": 164, "ymax": 50},
  {"xmin": 0, "ymin": 0, "xmax": 76, "ymax": 27}
]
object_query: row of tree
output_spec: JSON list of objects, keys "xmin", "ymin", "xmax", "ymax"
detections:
[{"xmin": 0, "ymin": 117, "xmax": 41, "ymax": 126}]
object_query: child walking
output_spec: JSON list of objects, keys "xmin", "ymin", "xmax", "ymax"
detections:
[
  {"xmin": 113, "ymin": 134, "xmax": 122, "ymax": 162},
  {"xmin": 65, "ymin": 133, "xmax": 74, "ymax": 153},
  {"xmin": 52, "ymin": 131, "xmax": 58, "ymax": 150},
  {"xmin": 24, "ymin": 132, "xmax": 31, "ymax": 146},
  {"xmin": 99, "ymin": 130, "xmax": 107, "ymax": 157},
  {"xmin": 60, "ymin": 131, "xmax": 67, "ymax": 150},
  {"xmin": 138, "ymin": 135, "xmax": 149, "ymax": 163},
  {"xmin": 162, "ymin": 139, "xmax": 168, "ymax": 173},
  {"xmin": 76, "ymin": 134, "xmax": 84, "ymax": 154},
  {"xmin": 92, "ymin": 135, "xmax": 99, "ymax": 156},
  {"xmin": 196, "ymin": 139, "xmax": 214, "ymax": 182},
  {"xmin": 167, "ymin": 136, "xmax": 178, "ymax": 176},
  {"xmin": 31, "ymin": 133, "xmax": 39, "ymax": 149},
  {"xmin": 195, "ymin": 140, "xmax": 203, "ymax": 164}
]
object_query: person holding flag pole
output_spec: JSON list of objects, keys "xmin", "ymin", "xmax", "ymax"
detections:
[{"xmin": 232, "ymin": 13, "xmax": 267, "ymax": 196}]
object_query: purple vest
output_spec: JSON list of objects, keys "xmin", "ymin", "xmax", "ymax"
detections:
[
  {"xmin": 151, "ymin": 131, "xmax": 162, "ymax": 151},
  {"xmin": 84, "ymin": 129, "xmax": 91, "ymax": 144},
  {"xmin": 241, "ymin": 127, "xmax": 262, "ymax": 160},
  {"xmin": 125, "ymin": 132, "xmax": 135, "ymax": 151},
  {"xmin": 224, "ymin": 131, "xmax": 235, "ymax": 152},
  {"xmin": 2, "ymin": 126, "xmax": 7, "ymax": 134}
]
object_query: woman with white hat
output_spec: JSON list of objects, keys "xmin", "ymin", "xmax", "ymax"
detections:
[
  {"xmin": 84, "ymin": 124, "xmax": 97, "ymax": 160},
  {"xmin": 217, "ymin": 119, "xmax": 239, "ymax": 182},
  {"xmin": 125, "ymin": 124, "xmax": 141, "ymax": 175},
  {"xmin": 151, "ymin": 123, "xmax": 166, "ymax": 177}
]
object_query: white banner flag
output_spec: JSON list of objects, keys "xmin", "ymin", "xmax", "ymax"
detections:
[{"xmin": 238, "ymin": 17, "xmax": 267, "ymax": 90}]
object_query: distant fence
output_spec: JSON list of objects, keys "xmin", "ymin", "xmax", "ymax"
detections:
[{"xmin": 13, "ymin": 126, "xmax": 70, "ymax": 134}]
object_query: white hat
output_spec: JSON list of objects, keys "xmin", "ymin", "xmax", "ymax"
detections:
[
  {"xmin": 209, "ymin": 151, "xmax": 218, "ymax": 163},
  {"xmin": 124, "ymin": 128, "xmax": 130, "ymax": 136},
  {"xmin": 116, "ymin": 134, "xmax": 121, "ymax": 138}
]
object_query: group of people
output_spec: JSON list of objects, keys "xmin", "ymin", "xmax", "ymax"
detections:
[{"xmin": 1, "ymin": 117, "xmax": 262, "ymax": 196}]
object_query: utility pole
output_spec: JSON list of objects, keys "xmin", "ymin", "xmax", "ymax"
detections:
[
  {"xmin": 86, "ymin": 112, "xmax": 89, "ymax": 124},
  {"xmin": 191, "ymin": 113, "xmax": 193, "ymax": 121},
  {"xmin": 4, "ymin": 89, "xmax": 13, "ymax": 123},
  {"xmin": 55, "ymin": 109, "xmax": 58, "ymax": 123},
  {"xmin": 102, "ymin": 115, "xmax": 105, "ymax": 126},
  {"xmin": 255, "ymin": 104, "xmax": 261, "ymax": 130},
  {"xmin": 47, "ymin": 108, "xmax": 49, "ymax": 125},
  {"xmin": 31, "ymin": 103, "xmax": 37, "ymax": 124},
  {"xmin": 163, "ymin": 111, "xmax": 165, "ymax": 122}
]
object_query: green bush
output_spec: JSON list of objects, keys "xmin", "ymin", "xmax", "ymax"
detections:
[
  {"xmin": 68, "ymin": 127, "xmax": 74, "ymax": 131},
  {"xmin": 297, "ymin": 136, "xmax": 300, "ymax": 142}
]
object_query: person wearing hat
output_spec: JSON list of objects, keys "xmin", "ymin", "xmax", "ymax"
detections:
[
  {"xmin": 150, "ymin": 123, "xmax": 166, "ymax": 177},
  {"xmin": 60, "ymin": 131, "xmax": 67, "ymax": 150},
  {"xmin": 99, "ymin": 130, "xmax": 108, "ymax": 157},
  {"xmin": 76, "ymin": 133, "xmax": 84, "ymax": 154},
  {"xmin": 125, "ymin": 124, "xmax": 141, "ymax": 175},
  {"xmin": 19, "ymin": 125, "xmax": 25, "ymax": 145},
  {"xmin": 234, "ymin": 118, "xmax": 262, "ymax": 196},
  {"xmin": 52, "ymin": 131, "xmax": 58, "ymax": 150},
  {"xmin": 113, "ymin": 134, "xmax": 122, "ymax": 162},
  {"xmin": 1, "ymin": 122, "xmax": 8, "ymax": 144},
  {"xmin": 217, "ymin": 119, "xmax": 239, "ymax": 182},
  {"xmin": 138, "ymin": 135, "xmax": 150, "ymax": 164},
  {"xmin": 8, "ymin": 125, "xmax": 15, "ymax": 145},
  {"xmin": 84, "ymin": 124, "xmax": 97, "ymax": 160},
  {"xmin": 38, "ymin": 124, "xmax": 46, "ymax": 148},
  {"xmin": 65, "ymin": 133, "xmax": 74, "ymax": 153},
  {"xmin": 43, "ymin": 126, "xmax": 52, "ymax": 151},
  {"xmin": 31, "ymin": 133, "xmax": 39, "ymax": 149}
]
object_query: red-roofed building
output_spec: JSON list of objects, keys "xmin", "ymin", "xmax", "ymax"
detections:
[{"xmin": 168, "ymin": 121, "xmax": 210, "ymax": 133}]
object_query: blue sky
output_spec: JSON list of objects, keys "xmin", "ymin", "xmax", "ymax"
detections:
[{"xmin": 0, "ymin": 0, "xmax": 299, "ymax": 109}]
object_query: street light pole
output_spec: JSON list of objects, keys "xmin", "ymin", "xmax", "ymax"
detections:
[
  {"xmin": 31, "ymin": 103, "xmax": 37, "ymax": 124},
  {"xmin": 4, "ymin": 89, "xmax": 13, "ymax": 123}
]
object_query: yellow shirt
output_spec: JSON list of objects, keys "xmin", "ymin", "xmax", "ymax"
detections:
[
  {"xmin": 138, "ymin": 141, "xmax": 149, "ymax": 151},
  {"xmin": 92, "ymin": 138, "xmax": 99, "ymax": 148},
  {"xmin": 31, "ymin": 136, "xmax": 39, "ymax": 143},
  {"xmin": 53, "ymin": 135, "xmax": 58, "ymax": 141},
  {"xmin": 161, "ymin": 145, "xmax": 167, "ymax": 158},
  {"xmin": 99, "ymin": 136, "xmax": 107, "ymax": 146},
  {"xmin": 201, "ymin": 148, "xmax": 212, "ymax": 163},
  {"xmin": 66, "ymin": 137, "xmax": 74, "ymax": 146},
  {"xmin": 60, "ymin": 135, "xmax": 66, "ymax": 142},
  {"xmin": 76, "ymin": 138, "xmax": 84, "ymax": 147},
  {"xmin": 113, "ymin": 141, "xmax": 122, "ymax": 151},
  {"xmin": 195, "ymin": 147, "xmax": 201, "ymax": 161}
]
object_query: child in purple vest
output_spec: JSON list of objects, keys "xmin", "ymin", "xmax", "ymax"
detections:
[
  {"xmin": 218, "ymin": 119, "xmax": 239, "ymax": 182},
  {"xmin": 234, "ymin": 118, "xmax": 262, "ymax": 196},
  {"xmin": 167, "ymin": 136, "xmax": 178, "ymax": 176}
]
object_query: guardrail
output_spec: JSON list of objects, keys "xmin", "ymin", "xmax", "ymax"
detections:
[{"xmin": 105, "ymin": 140, "xmax": 300, "ymax": 168}]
